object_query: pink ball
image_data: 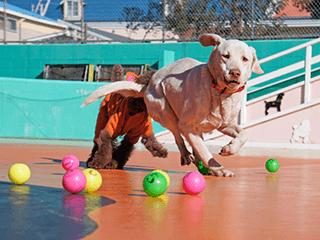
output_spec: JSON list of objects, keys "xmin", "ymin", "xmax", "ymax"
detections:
[
  {"xmin": 62, "ymin": 194, "xmax": 86, "ymax": 219},
  {"xmin": 62, "ymin": 169, "xmax": 87, "ymax": 194},
  {"xmin": 183, "ymin": 171, "xmax": 206, "ymax": 195},
  {"xmin": 62, "ymin": 154, "xmax": 79, "ymax": 171}
]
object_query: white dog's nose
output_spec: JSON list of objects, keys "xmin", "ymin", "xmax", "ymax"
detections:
[{"xmin": 229, "ymin": 69, "xmax": 241, "ymax": 78}]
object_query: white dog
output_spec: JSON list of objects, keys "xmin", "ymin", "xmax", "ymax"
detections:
[{"xmin": 82, "ymin": 34, "xmax": 264, "ymax": 177}]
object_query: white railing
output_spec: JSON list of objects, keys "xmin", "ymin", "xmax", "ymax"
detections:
[
  {"xmin": 239, "ymin": 37, "xmax": 320, "ymax": 125},
  {"xmin": 157, "ymin": 38, "xmax": 320, "ymax": 141}
]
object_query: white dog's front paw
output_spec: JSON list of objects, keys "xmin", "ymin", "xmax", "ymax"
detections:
[
  {"xmin": 219, "ymin": 141, "xmax": 242, "ymax": 156},
  {"xmin": 210, "ymin": 167, "xmax": 235, "ymax": 177}
]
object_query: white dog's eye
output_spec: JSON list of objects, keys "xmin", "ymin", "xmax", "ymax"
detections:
[
  {"xmin": 222, "ymin": 54, "xmax": 230, "ymax": 59},
  {"xmin": 243, "ymin": 56, "xmax": 249, "ymax": 62}
]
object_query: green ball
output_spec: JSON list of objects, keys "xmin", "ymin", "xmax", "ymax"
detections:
[
  {"xmin": 265, "ymin": 158, "xmax": 280, "ymax": 173},
  {"xmin": 143, "ymin": 172, "xmax": 167, "ymax": 197},
  {"xmin": 152, "ymin": 169, "xmax": 170, "ymax": 188},
  {"xmin": 197, "ymin": 161, "xmax": 211, "ymax": 175}
]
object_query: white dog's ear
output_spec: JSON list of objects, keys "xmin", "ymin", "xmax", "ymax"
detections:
[
  {"xmin": 249, "ymin": 46, "xmax": 264, "ymax": 74},
  {"xmin": 199, "ymin": 34, "xmax": 225, "ymax": 47}
]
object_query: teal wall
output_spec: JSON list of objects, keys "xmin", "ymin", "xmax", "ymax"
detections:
[
  {"xmin": 0, "ymin": 39, "xmax": 318, "ymax": 80},
  {"xmin": 0, "ymin": 77, "xmax": 104, "ymax": 140},
  {"xmin": 0, "ymin": 42, "xmax": 212, "ymax": 79},
  {"xmin": 0, "ymin": 77, "xmax": 167, "ymax": 140},
  {"xmin": 0, "ymin": 39, "xmax": 319, "ymax": 140}
]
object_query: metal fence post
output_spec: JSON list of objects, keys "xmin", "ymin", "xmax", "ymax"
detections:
[
  {"xmin": 251, "ymin": 0, "xmax": 254, "ymax": 39},
  {"xmin": 239, "ymin": 89, "xmax": 247, "ymax": 125},
  {"xmin": 304, "ymin": 45, "xmax": 312, "ymax": 103},
  {"xmin": 162, "ymin": 0, "xmax": 167, "ymax": 43},
  {"xmin": 4, "ymin": 0, "xmax": 6, "ymax": 44},
  {"xmin": 81, "ymin": 0, "xmax": 84, "ymax": 42}
]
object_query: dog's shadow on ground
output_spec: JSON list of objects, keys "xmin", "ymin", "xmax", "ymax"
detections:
[
  {"xmin": 37, "ymin": 158, "xmax": 189, "ymax": 174},
  {"xmin": 130, "ymin": 189, "xmax": 188, "ymax": 197},
  {"xmin": 39, "ymin": 157, "xmax": 87, "ymax": 168},
  {"xmin": 254, "ymin": 172, "xmax": 271, "ymax": 175},
  {"xmin": 124, "ymin": 165, "xmax": 188, "ymax": 174}
]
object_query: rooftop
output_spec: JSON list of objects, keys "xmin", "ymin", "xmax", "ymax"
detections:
[{"xmin": 0, "ymin": 1, "xmax": 58, "ymax": 22}]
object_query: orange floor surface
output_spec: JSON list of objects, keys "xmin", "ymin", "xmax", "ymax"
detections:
[{"xmin": 1, "ymin": 142, "xmax": 320, "ymax": 240}]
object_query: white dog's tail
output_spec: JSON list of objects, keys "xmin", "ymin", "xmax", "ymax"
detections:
[{"xmin": 81, "ymin": 81, "xmax": 145, "ymax": 107}]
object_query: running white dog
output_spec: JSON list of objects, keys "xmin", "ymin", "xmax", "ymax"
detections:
[{"xmin": 82, "ymin": 34, "xmax": 264, "ymax": 177}]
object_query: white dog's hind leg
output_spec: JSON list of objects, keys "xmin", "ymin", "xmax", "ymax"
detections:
[
  {"xmin": 174, "ymin": 132, "xmax": 195, "ymax": 166},
  {"xmin": 218, "ymin": 124, "xmax": 247, "ymax": 156},
  {"xmin": 161, "ymin": 113, "xmax": 195, "ymax": 166},
  {"xmin": 145, "ymin": 97, "xmax": 194, "ymax": 165}
]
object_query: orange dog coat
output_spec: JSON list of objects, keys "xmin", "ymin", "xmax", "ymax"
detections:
[{"xmin": 94, "ymin": 93, "xmax": 153, "ymax": 144}]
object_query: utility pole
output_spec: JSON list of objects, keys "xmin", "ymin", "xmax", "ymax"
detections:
[
  {"xmin": 251, "ymin": 0, "xmax": 254, "ymax": 39},
  {"xmin": 4, "ymin": 0, "xmax": 7, "ymax": 44},
  {"xmin": 162, "ymin": 0, "xmax": 166, "ymax": 42},
  {"xmin": 81, "ymin": 0, "xmax": 84, "ymax": 42}
]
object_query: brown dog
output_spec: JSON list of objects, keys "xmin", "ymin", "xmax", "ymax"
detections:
[
  {"xmin": 82, "ymin": 34, "xmax": 264, "ymax": 177},
  {"xmin": 86, "ymin": 71, "xmax": 167, "ymax": 170}
]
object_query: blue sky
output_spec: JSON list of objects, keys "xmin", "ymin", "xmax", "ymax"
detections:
[{"xmin": 6, "ymin": 0, "xmax": 159, "ymax": 21}]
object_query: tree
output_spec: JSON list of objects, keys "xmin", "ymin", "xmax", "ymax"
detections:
[
  {"xmin": 165, "ymin": 0, "xmax": 217, "ymax": 39},
  {"xmin": 121, "ymin": 2, "xmax": 164, "ymax": 41},
  {"xmin": 121, "ymin": 0, "xmax": 288, "ymax": 41},
  {"xmin": 292, "ymin": 0, "xmax": 320, "ymax": 19}
]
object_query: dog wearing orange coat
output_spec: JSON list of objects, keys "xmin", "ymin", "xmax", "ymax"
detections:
[{"xmin": 86, "ymin": 69, "xmax": 168, "ymax": 170}]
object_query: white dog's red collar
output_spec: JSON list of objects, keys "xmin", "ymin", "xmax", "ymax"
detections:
[
  {"xmin": 211, "ymin": 83, "xmax": 245, "ymax": 94},
  {"xmin": 210, "ymin": 74, "xmax": 245, "ymax": 94}
]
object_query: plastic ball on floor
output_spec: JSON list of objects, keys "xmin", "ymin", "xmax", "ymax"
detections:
[
  {"xmin": 197, "ymin": 161, "xmax": 211, "ymax": 175},
  {"xmin": 8, "ymin": 163, "xmax": 31, "ymax": 185},
  {"xmin": 183, "ymin": 171, "xmax": 206, "ymax": 195},
  {"xmin": 62, "ymin": 154, "xmax": 80, "ymax": 171},
  {"xmin": 62, "ymin": 169, "xmax": 87, "ymax": 194},
  {"xmin": 143, "ymin": 172, "xmax": 167, "ymax": 197},
  {"xmin": 265, "ymin": 158, "xmax": 280, "ymax": 173},
  {"xmin": 152, "ymin": 169, "xmax": 170, "ymax": 188},
  {"xmin": 62, "ymin": 194, "xmax": 86, "ymax": 220},
  {"xmin": 83, "ymin": 168, "xmax": 102, "ymax": 193}
]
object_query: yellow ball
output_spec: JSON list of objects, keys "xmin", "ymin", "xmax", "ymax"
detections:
[
  {"xmin": 152, "ymin": 169, "xmax": 170, "ymax": 188},
  {"xmin": 83, "ymin": 168, "xmax": 102, "ymax": 192},
  {"xmin": 8, "ymin": 163, "xmax": 31, "ymax": 185}
]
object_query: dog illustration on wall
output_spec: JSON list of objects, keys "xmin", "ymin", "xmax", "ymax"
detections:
[
  {"xmin": 290, "ymin": 120, "xmax": 310, "ymax": 144},
  {"xmin": 264, "ymin": 93, "xmax": 284, "ymax": 115}
]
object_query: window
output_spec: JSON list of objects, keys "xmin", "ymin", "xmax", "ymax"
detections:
[
  {"xmin": 0, "ymin": 16, "xmax": 17, "ymax": 32},
  {"xmin": 66, "ymin": 1, "xmax": 79, "ymax": 18},
  {"xmin": 95, "ymin": 64, "xmax": 150, "ymax": 82},
  {"xmin": 7, "ymin": 19, "xmax": 17, "ymax": 31}
]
